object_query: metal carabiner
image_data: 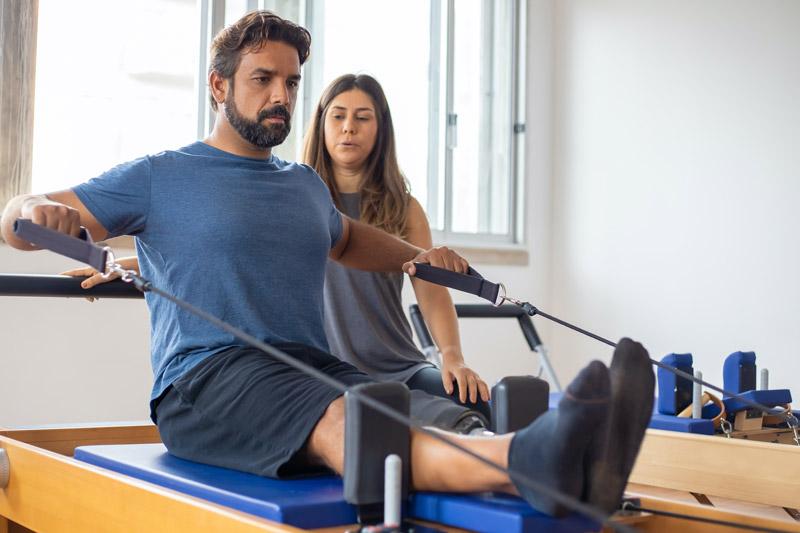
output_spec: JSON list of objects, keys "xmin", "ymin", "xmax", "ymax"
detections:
[
  {"xmin": 493, "ymin": 283, "xmax": 507, "ymax": 307},
  {"xmin": 101, "ymin": 246, "xmax": 117, "ymax": 279},
  {"xmin": 495, "ymin": 283, "xmax": 528, "ymax": 308},
  {"xmin": 720, "ymin": 418, "xmax": 733, "ymax": 439},
  {"xmin": 787, "ymin": 414, "xmax": 800, "ymax": 447}
]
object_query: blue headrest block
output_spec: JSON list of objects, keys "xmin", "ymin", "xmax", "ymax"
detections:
[
  {"xmin": 657, "ymin": 353, "xmax": 693, "ymax": 415},
  {"xmin": 723, "ymin": 351, "xmax": 757, "ymax": 395}
]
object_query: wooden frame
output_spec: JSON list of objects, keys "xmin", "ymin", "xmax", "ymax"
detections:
[
  {"xmin": 0, "ymin": 427, "xmax": 298, "ymax": 533},
  {"xmin": 630, "ymin": 429, "xmax": 800, "ymax": 509},
  {"xmin": 2, "ymin": 424, "xmax": 799, "ymax": 532}
]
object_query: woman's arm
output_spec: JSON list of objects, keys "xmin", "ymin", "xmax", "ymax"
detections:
[{"xmin": 405, "ymin": 197, "xmax": 489, "ymax": 403}]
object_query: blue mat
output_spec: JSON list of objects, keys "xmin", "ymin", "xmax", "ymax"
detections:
[
  {"xmin": 410, "ymin": 492, "xmax": 599, "ymax": 533},
  {"xmin": 75, "ymin": 444, "xmax": 354, "ymax": 529},
  {"xmin": 75, "ymin": 443, "xmax": 594, "ymax": 532}
]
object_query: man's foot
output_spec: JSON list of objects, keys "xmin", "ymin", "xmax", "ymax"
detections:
[
  {"xmin": 508, "ymin": 360, "xmax": 610, "ymax": 517},
  {"xmin": 585, "ymin": 338, "xmax": 655, "ymax": 514}
]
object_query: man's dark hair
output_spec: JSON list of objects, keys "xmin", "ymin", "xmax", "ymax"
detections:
[{"xmin": 208, "ymin": 10, "xmax": 311, "ymax": 111}]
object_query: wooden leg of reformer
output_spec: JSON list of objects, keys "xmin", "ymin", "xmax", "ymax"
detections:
[{"xmin": 0, "ymin": 516, "xmax": 8, "ymax": 533}]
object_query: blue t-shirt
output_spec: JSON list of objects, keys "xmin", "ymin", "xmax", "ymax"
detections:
[{"xmin": 73, "ymin": 141, "xmax": 343, "ymax": 400}]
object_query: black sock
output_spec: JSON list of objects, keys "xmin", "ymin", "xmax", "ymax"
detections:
[
  {"xmin": 585, "ymin": 338, "xmax": 655, "ymax": 514},
  {"xmin": 507, "ymin": 360, "xmax": 610, "ymax": 517}
]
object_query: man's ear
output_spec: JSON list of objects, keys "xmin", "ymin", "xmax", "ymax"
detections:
[{"xmin": 209, "ymin": 71, "xmax": 228, "ymax": 108}]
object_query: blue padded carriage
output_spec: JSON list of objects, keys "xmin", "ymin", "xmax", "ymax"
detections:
[{"xmin": 75, "ymin": 443, "xmax": 598, "ymax": 533}]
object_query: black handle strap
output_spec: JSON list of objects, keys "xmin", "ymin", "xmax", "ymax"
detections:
[
  {"xmin": 13, "ymin": 219, "xmax": 108, "ymax": 272},
  {"xmin": 412, "ymin": 263, "xmax": 501, "ymax": 304}
]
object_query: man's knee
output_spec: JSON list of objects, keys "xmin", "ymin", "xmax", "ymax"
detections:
[{"xmin": 306, "ymin": 396, "xmax": 346, "ymax": 472}]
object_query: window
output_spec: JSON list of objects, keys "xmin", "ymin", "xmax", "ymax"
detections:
[
  {"xmin": 31, "ymin": 0, "xmax": 199, "ymax": 193},
  {"xmin": 25, "ymin": 0, "xmax": 524, "ymax": 245}
]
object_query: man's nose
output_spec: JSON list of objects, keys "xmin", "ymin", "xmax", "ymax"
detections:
[{"xmin": 270, "ymin": 82, "xmax": 289, "ymax": 105}]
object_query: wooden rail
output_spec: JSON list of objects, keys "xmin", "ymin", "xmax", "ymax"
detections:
[{"xmin": 631, "ymin": 429, "xmax": 800, "ymax": 509}]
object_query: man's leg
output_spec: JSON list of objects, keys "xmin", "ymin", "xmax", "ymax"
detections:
[
  {"xmin": 305, "ymin": 360, "xmax": 612, "ymax": 516},
  {"xmin": 306, "ymin": 396, "xmax": 512, "ymax": 492}
]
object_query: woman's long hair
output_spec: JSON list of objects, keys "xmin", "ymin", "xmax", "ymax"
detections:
[{"xmin": 303, "ymin": 74, "xmax": 410, "ymax": 237}]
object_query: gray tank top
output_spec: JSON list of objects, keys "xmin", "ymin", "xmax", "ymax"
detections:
[{"xmin": 324, "ymin": 192, "xmax": 433, "ymax": 382}]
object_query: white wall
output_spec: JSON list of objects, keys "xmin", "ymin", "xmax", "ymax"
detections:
[
  {"xmin": 0, "ymin": 246, "xmax": 152, "ymax": 426},
  {"xmin": 550, "ymin": 0, "xmax": 800, "ymax": 391}
]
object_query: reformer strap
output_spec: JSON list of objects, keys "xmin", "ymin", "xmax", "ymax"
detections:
[
  {"xmin": 14, "ymin": 219, "xmax": 107, "ymax": 272},
  {"xmin": 413, "ymin": 263, "xmax": 501, "ymax": 304}
]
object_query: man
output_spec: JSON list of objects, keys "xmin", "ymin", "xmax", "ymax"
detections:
[{"xmin": 1, "ymin": 11, "xmax": 654, "ymax": 517}]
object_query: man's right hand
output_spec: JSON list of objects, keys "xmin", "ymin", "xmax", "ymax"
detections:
[
  {"xmin": 20, "ymin": 197, "xmax": 83, "ymax": 238},
  {"xmin": 2, "ymin": 190, "xmax": 107, "ymax": 250}
]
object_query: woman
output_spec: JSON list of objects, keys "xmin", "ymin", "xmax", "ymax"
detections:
[{"xmin": 303, "ymin": 74, "xmax": 491, "ymax": 422}]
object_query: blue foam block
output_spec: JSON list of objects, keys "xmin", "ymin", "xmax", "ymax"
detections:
[
  {"xmin": 648, "ymin": 414, "xmax": 715, "ymax": 435},
  {"xmin": 410, "ymin": 492, "xmax": 599, "ymax": 533},
  {"xmin": 723, "ymin": 389, "xmax": 792, "ymax": 413},
  {"xmin": 75, "ymin": 443, "xmax": 589, "ymax": 532}
]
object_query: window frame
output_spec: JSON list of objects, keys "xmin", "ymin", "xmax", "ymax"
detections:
[{"xmin": 429, "ymin": 0, "xmax": 526, "ymax": 247}]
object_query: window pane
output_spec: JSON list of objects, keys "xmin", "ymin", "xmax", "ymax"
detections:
[
  {"xmin": 450, "ymin": 0, "xmax": 482, "ymax": 233},
  {"xmin": 449, "ymin": 0, "xmax": 513, "ymax": 236},
  {"xmin": 32, "ymin": 0, "xmax": 198, "ymax": 193},
  {"xmin": 312, "ymin": 0, "xmax": 431, "ymax": 209}
]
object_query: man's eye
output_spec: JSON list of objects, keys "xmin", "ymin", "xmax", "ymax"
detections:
[
  {"xmin": 254, "ymin": 77, "xmax": 269, "ymax": 83},
  {"xmin": 288, "ymin": 80, "xmax": 299, "ymax": 88}
]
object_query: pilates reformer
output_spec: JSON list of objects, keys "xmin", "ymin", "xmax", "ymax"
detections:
[
  {"xmin": 408, "ymin": 265, "xmax": 800, "ymax": 529},
  {"xmin": 0, "ymin": 222, "xmax": 800, "ymax": 531}
]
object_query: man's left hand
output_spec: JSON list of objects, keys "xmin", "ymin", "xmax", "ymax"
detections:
[{"xmin": 403, "ymin": 246, "xmax": 469, "ymax": 276}]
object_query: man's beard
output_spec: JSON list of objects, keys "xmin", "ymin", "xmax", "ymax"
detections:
[{"xmin": 224, "ymin": 90, "xmax": 291, "ymax": 149}]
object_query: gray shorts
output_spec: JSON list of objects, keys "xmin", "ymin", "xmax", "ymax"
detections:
[{"xmin": 154, "ymin": 343, "xmax": 373, "ymax": 478}]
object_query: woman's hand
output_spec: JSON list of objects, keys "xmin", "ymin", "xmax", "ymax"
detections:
[
  {"xmin": 440, "ymin": 352, "xmax": 490, "ymax": 404},
  {"xmin": 60, "ymin": 256, "xmax": 139, "ymax": 302}
]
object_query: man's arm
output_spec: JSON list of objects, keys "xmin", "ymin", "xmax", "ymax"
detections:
[
  {"xmin": 1, "ymin": 190, "xmax": 108, "ymax": 250},
  {"xmin": 329, "ymin": 216, "xmax": 468, "ymax": 275}
]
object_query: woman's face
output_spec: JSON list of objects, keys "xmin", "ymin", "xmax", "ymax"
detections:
[{"xmin": 323, "ymin": 89, "xmax": 378, "ymax": 171}]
